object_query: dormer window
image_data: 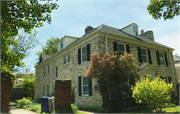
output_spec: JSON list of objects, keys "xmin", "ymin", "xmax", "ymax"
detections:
[
  {"xmin": 133, "ymin": 26, "xmax": 138, "ymax": 36},
  {"xmin": 60, "ymin": 40, "xmax": 63, "ymax": 50}
]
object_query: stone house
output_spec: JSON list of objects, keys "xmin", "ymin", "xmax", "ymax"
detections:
[{"xmin": 34, "ymin": 23, "xmax": 177, "ymax": 107}]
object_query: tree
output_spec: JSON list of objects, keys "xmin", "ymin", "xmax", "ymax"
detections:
[
  {"xmin": 21, "ymin": 78, "xmax": 35, "ymax": 97},
  {"xmin": 1, "ymin": 1, "xmax": 59, "ymax": 70},
  {"xmin": 131, "ymin": 75, "xmax": 174, "ymax": 113},
  {"xmin": 3, "ymin": 30, "xmax": 39, "ymax": 70},
  {"xmin": 147, "ymin": 0, "xmax": 180, "ymax": 20},
  {"xmin": 35, "ymin": 37, "xmax": 60, "ymax": 65},
  {"xmin": 85, "ymin": 52, "xmax": 140, "ymax": 112}
]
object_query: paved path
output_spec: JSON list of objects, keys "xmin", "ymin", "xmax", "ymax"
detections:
[{"xmin": 10, "ymin": 107, "xmax": 39, "ymax": 114}]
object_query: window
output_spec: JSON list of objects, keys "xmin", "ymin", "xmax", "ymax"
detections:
[
  {"xmin": 82, "ymin": 46, "xmax": 87, "ymax": 62},
  {"xmin": 48, "ymin": 65, "xmax": 49, "ymax": 74},
  {"xmin": 141, "ymin": 48, "xmax": 148, "ymax": 63},
  {"xmin": 43, "ymin": 86, "xmax": 45, "ymax": 96},
  {"xmin": 55, "ymin": 67, "xmax": 58, "ymax": 78},
  {"xmin": 63, "ymin": 54, "xmax": 70, "ymax": 65},
  {"xmin": 117, "ymin": 43, "xmax": 126, "ymax": 56},
  {"xmin": 44, "ymin": 67, "xmax": 45, "ymax": 76},
  {"xmin": 82, "ymin": 77, "xmax": 89, "ymax": 96},
  {"xmin": 133, "ymin": 26, "xmax": 138, "ymax": 36},
  {"xmin": 47, "ymin": 86, "xmax": 49, "ymax": 96},
  {"xmin": 60, "ymin": 40, "xmax": 63, "ymax": 50},
  {"xmin": 159, "ymin": 52, "xmax": 165, "ymax": 65}
]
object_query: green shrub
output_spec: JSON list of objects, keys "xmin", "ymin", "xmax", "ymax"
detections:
[
  {"xmin": 78, "ymin": 106, "xmax": 109, "ymax": 113},
  {"xmin": 131, "ymin": 75, "xmax": 174, "ymax": 113},
  {"xmin": 121, "ymin": 105, "xmax": 151, "ymax": 113},
  {"xmin": 16, "ymin": 97, "xmax": 32, "ymax": 108},
  {"xmin": 21, "ymin": 78, "xmax": 35, "ymax": 97},
  {"xmin": 71, "ymin": 88, "xmax": 75, "ymax": 104},
  {"xmin": 52, "ymin": 104, "xmax": 78, "ymax": 113}
]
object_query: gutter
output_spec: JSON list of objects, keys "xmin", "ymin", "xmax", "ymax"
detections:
[{"xmin": 168, "ymin": 49, "xmax": 177, "ymax": 96}]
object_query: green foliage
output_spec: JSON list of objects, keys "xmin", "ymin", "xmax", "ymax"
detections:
[
  {"xmin": 35, "ymin": 37, "xmax": 60, "ymax": 65},
  {"xmin": 52, "ymin": 104, "xmax": 78, "ymax": 113},
  {"xmin": 78, "ymin": 106, "xmax": 109, "ymax": 113},
  {"xmin": 121, "ymin": 105, "xmax": 151, "ymax": 113},
  {"xmin": 1, "ymin": 65, "xmax": 16, "ymax": 90},
  {"xmin": 131, "ymin": 75, "xmax": 174, "ymax": 112},
  {"xmin": 147, "ymin": 0, "xmax": 179, "ymax": 20},
  {"xmin": 1, "ymin": 1, "xmax": 59, "ymax": 70},
  {"xmin": 16, "ymin": 97, "xmax": 32, "ymax": 108},
  {"xmin": 85, "ymin": 52, "xmax": 140, "ymax": 112},
  {"xmin": 21, "ymin": 78, "xmax": 35, "ymax": 96},
  {"xmin": 16, "ymin": 98, "xmax": 41, "ymax": 113},
  {"xmin": 71, "ymin": 88, "xmax": 75, "ymax": 104}
]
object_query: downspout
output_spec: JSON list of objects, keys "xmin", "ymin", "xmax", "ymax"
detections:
[
  {"xmin": 168, "ymin": 49, "xmax": 177, "ymax": 96},
  {"xmin": 105, "ymin": 33, "xmax": 108, "ymax": 53}
]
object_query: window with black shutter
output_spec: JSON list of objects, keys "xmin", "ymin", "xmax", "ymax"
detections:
[
  {"xmin": 137, "ymin": 47, "xmax": 142, "ymax": 63},
  {"xmin": 147, "ymin": 49, "xmax": 152, "ymax": 64},
  {"xmin": 126, "ymin": 44, "xmax": 130, "ymax": 53},
  {"xmin": 164, "ymin": 53, "xmax": 168, "ymax": 66},
  {"xmin": 87, "ymin": 44, "xmax": 90, "ymax": 61},
  {"xmin": 78, "ymin": 76, "xmax": 82, "ymax": 96},
  {"xmin": 156, "ymin": 51, "xmax": 160, "ymax": 65},
  {"xmin": 88, "ymin": 78, "xmax": 92, "ymax": 96},
  {"xmin": 78, "ymin": 48, "xmax": 81, "ymax": 64},
  {"xmin": 113, "ymin": 42, "xmax": 118, "ymax": 54}
]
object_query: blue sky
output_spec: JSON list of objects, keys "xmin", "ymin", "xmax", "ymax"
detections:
[{"xmin": 19, "ymin": 0, "xmax": 180, "ymax": 73}]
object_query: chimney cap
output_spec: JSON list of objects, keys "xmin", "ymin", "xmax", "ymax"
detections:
[{"xmin": 141, "ymin": 29, "xmax": 144, "ymax": 34}]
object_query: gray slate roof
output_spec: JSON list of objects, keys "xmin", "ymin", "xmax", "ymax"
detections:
[{"xmin": 97, "ymin": 24, "xmax": 172, "ymax": 49}]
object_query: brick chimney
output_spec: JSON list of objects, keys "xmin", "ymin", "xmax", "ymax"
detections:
[
  {"xmin": 141, "ymin": 29, "xmax": 144, "ymax": 34},
  {"xmin": 85, "ymin": 26, "xmax": 93, "ymax": 34}
]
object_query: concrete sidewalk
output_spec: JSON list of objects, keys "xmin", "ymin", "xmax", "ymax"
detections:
[{"xmin": 10, "ymin": 107, "xmax": 39, "ymax": 114}]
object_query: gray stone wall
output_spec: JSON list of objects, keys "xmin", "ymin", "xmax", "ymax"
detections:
[{"xmin": 35, "ymin": 34, "xmax": 177, "ymax": 107}]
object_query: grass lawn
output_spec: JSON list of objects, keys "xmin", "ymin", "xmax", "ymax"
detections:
[
  {"xmin": 76, "ymin": 111, "xmax": 91, "ymax": 114},
  {"xmin": 162, "ymin": 106, "xmax": 180, "ymax": 113}
]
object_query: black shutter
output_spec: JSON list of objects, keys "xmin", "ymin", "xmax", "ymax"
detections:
[
  {"xmin": 137, "ymin": 47, "xmax": 142, "ymax": 63},
  {"xmin": 126, "ymin": 44, "xmax": 130, "ymax": 53},
  {"xmin": 147, "ymin": 49, "xmax": 152, "ymax": 64},
  {"xmin": 87, "ymin": 44, "xmax": 90, "ymax": 61},
  {"xmin": 113, "ymin": 42, "xmax": 118, "ymax": 54},
  {"xmin": 78, "ymin": 48, "xmax": 81, "ymax": 64},
  {"xmin": 156, "ymin": 51, "xmax": 160, "ymax": 65},
  {"xmin": 164, "ymin": 53, "xmax": 168, "ymax": 66},
  {"xmin": 168, "ymin": 77, "xmax": 172, "ymax": 83},
  {"xmin": 88, "ymin": 78, "xmax": 92, "ymax": 96},
  {"xmin": 78, "ymin": 76, "xmax": 82, "ymax": 96}
]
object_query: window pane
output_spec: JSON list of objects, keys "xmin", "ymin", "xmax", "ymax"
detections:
[
  {"xmin": 82, "ymin": 54, "xmax": 87, "ymax": 62},
  {"xmin": 60, "ymin": 40, "xmax": 63, "ymax": 49},
  {"xmin": 159, "ymin": 52, "xmax": 163, "ymax": 58},
  {"xmin": 68, "ymin": 54, "xmax": 70, "ymax": 62},
  {"xmin": 141, "ymin": 49, "xmax": 146, "ymax": 55},
  {"xmin": 160, "ymin": 59, "xmax": 164, "ymax": 65},
  {"xmin": 133, "ymin": 26, "xmax": 137, "ymax": 32},
  {"xmin": 83, "ymin": 86, "xmax": 89, "ymax": 94},
  {"xmin": 118, "ymin": 44, "xmax": 124, "ymax": 52},
  {"xmin": 142, "ymin": 55, "xmax": 147, "ymax": 62},
  {"xmin": 64, "ymin": 56, "xmax": 66, "ymax": 64},
  {"xmin": 82, "ymin": 47, "xmax": 87, "ymax": 54}
]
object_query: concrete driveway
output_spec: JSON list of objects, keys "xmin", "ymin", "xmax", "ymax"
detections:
[{"xmin": 10, "ymin": 107, "xmax": 39, "ymax": 114}]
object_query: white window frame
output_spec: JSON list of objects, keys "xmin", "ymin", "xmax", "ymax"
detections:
[
  {"xmin": 159, "ymin": 52, "xmax": 165, "ymax": 65},
  {"xmin": 81, "ymin": 46, "xmax": 87, "ymax": 63},
  {"xmin": 133, "ymin": 25, "xmax": 138, "ymax": 36},
  {"xmin": 55, "ymin": 67, "xmax": 58, "ymax": 78},
  {"xmin": 117, "ymin": 43, "xmax": 126, "ymax": 56},
  {"xmin": 81, "ymin": 77, "xmax": 89, "ymax": 96},
  {"xmin": 141, "ymin": 48, "xmax": 148, "ymax": 63},
  {"xmin": 44, "ymin": 67, "xmax": 45, "ymax": 77},
  {"xmin": 60, "ymin": 40, "xmax": 63, "ymax": 50},
  {"xmin": 63, "ymin": 54, "xmax": 70, "ymax": 65}
]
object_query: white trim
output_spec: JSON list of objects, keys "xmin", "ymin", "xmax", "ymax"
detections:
[
  {"xmin": 81, "ymin": 77, "xmax": 89, "ymax": 96},
  {"xmin": 159, "ymin": 51, "xmax": 166, "ymax": 66},
  {"xmin": 63, "ymin": 53, "xmax": 70, "ymax": 65},
  {"xmin": 117, "ymin": 43, "xmax": 126, "ymax": 56},
  {"xmin": 141, "ymin": 48, "xmax": 149, "ymax": 63},
  {"xmin": 81, "ymin": 46, "xmax": 87, "ymax": 63}
]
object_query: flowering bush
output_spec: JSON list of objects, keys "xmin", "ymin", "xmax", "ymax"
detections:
[{"xmin": 131, "ymin": 75, "xmax": 174, "ymax": 112}]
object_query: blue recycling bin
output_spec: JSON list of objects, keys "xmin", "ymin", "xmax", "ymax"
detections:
[{"xmin": 40, "ymin": 97, "xmax": 49, "ymax": 112}]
